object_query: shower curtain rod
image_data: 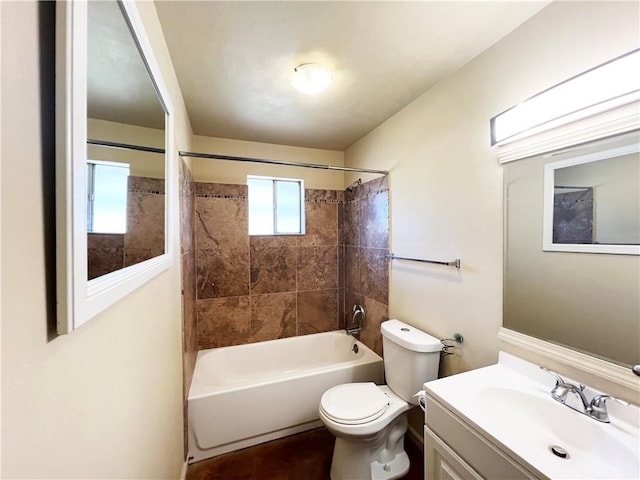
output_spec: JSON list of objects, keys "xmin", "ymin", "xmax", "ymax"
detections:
[
  {"xmin": 86, "ymin": 139, "xmax": 389, "ymax": 175},
  {"xmin": 87, "ymin": 138, "xmax": 165, "ymax": 154},
  {"xmin": 87, "ymin": 138, "xmax": 389, "ymax": 175},
  {"xmin": 178, "ymin": 150, "xmax": 389, "ymax": 175}
]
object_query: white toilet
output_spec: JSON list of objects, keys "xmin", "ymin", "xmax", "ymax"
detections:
[{"xmin": 319, "ymin": 319, "xmax": 442, "ymax": 480}]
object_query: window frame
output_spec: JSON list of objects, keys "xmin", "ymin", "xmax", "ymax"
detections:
[{"xmin": 247, "ymin": 175, "xmax": 306, "ymax": 236}]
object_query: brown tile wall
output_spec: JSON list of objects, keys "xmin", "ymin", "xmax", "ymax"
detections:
[
  {"xmin": 194, "ymin": 184, "xmax": 346, "ymax": 349},
  {"xmin": 341, "ymin": 176, "xmax": 390, "ymax": 356},
  {"xmin": 189, "ymin": 178, "xmax": 389, "ymax": 354},
  {"xmin": 180, "ymin": 160, "xmax": 197, "ymax": 458}
]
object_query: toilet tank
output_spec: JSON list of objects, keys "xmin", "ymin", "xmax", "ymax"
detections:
[{"xmin": 381, "ymin": 319, "xmax": 442, "ymax": 404}]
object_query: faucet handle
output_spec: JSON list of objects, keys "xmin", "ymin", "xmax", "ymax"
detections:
[
  {"xmin": 588, "ymin": 394, "xmax": 629, "ymax": 423},
  {"xmin": 590, "ymin": 394, "xmax": 629, "ymax": 409},
  {"xmin": 540, "ymin": 366, "xmax": 567, "ymax": 387}
]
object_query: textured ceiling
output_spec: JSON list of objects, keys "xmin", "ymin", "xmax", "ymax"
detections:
[
  {"xmin": 88, "ymin": 1, "xmax": 549, "ymax": 149},
  {"xmin": 88, "ymin": 1, "xmax": 165, "ymax": 130},
  {"xmin": 154, "ymin": 1, "xmax": 548, "ymax": 150}
]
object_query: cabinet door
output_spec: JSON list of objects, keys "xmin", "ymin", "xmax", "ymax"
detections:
[{"xmin": 425, "ymin": 427, "xmax": 483, "ymax": 480}]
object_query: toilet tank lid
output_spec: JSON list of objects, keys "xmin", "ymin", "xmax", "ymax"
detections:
[{"xmin": 381, "ymin": 319, "xmax": 442, "ymax": 352}]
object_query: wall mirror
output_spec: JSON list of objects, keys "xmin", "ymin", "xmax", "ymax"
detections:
[
  {"xmin": 56, "ymin": 0, "xmax": 174, "ymax": 334},
  {"xmin": 542, "ymin": 134, "xmax": 640, "ymax": 255},
  {"xmin": 86, "ymin": 1, "xmax": 167, "ymax": 280},
  {"xmin": 504, "ymin": 131, "xmax": 640, "ymax": 366}
]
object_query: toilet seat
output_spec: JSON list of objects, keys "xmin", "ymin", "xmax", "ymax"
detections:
[{"xmin": 320, "ymin": 382, "xmax": 390, "ymax": 425}]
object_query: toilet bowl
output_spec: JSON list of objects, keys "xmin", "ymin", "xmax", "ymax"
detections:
[
  {"xmin": 319, "ymin": 319, "xmax": 442, "ymax": 480},
  {"xmin": 319, "ymin": 383, "xmax": 411, "ymax": 479}
]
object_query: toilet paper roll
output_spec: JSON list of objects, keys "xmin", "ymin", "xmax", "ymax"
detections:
[{"xmin": 412, "ymin": 390, "xmax": 426, "ymax": 412}]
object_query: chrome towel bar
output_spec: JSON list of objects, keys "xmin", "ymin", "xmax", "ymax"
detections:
[{"xmin": 385, "ymin": 253, "xmax": 461, "ymax": 269}]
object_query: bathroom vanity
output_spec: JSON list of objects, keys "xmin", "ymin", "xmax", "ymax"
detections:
[
  {"xmin": 424, "ymin": 396, "xmax": 537, "ymax": 479},
  {"xmin": 423, "ymin": 352, "xmax": 640, "ymax": 480}
]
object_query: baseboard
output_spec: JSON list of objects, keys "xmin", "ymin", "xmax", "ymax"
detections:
[{"xmin": 179, "ymin": 459, "xmax": 188, "ymax": 480}]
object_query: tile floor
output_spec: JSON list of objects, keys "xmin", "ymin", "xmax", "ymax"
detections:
[{"xmin": 187, "ymin": 427, "xmax": 423, "ymax": 480}]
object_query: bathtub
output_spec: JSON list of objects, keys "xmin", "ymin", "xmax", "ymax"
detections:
[{"xmin": 187, "ymin": 330, "xmax": 384, "ymax": 463}]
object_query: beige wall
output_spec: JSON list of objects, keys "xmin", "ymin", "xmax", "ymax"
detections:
[
  {"xmin": 344, "ymin": 1, "xmax": 639, "ymax": 377},
  {"xmin": 88, "ymin": 118, "xmax": 165, "ymax": 178},
  {"xmin": 1, "ymin": 2, "xmax": 192, "ymax": 478},
  {"xmin": 191, "ymin": 134, "xmax": 345, "ymax": 190}
]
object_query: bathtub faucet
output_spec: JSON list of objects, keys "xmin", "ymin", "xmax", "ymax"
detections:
[{"xmin": 346, "ymin": 304, "xmax": 365, "ymax": 337}]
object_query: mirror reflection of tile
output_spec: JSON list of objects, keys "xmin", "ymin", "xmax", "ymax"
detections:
[
  {"xmin": 552, "ymin": 187, "xmax": 593, "ymax": 244},
  {"xmin": 87, "ymin": 175, "xmax": 165, "ymax": 279}
]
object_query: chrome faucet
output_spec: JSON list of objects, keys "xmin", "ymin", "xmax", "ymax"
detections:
[
  {"xmin": 346, "ymin": 304, "xmax": 365, "ymax": 336},
  {"xmin": 541, "ymin": 367, "xmax": 628, "ymax": 423},
  {"xmin": 542, "ymin": 367, "xmax": 590, "ymax": 409}
]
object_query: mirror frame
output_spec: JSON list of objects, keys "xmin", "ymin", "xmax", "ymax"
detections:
[
  {"xmin": 542, "ymin": 142, "xmax": 640, "ymax": 255},
  {"xmin": 56, "ymin": 0, "xmax": 175, "ymax": 334}
]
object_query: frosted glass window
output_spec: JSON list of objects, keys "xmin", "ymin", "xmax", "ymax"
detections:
[
  {"xmin": 248, "ymin": 177, "xmax": 276, "ymax": 235},
  {"xmin": 87, "ymin": 161, "xmax": 129, "ymax": 233},
  {"xmin": 276, "ymin": 181, "xmax": 301, "ymax": 233},
  {"xmin": 248, "ymin": 176, "xmax": 305, "ymax": 235}
]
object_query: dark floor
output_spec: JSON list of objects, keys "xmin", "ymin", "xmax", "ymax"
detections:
[{"xmin": 187, "ymin": 427, "xmax": 423, "ymax": 480}]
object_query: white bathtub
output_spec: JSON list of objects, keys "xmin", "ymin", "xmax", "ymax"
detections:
[{"xmin": 188, "ymin": 330, "xmax": 384, "ymax": 463}]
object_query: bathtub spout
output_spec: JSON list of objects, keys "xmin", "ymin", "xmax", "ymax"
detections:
[{"xmin": 346, "ymin": 304, "xmax": 365, "ymax": 336}]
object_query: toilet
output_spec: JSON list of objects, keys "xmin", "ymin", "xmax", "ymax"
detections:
[{"xmin": 319, "ymin": 319, "xmax": 442, "ymax": 480}]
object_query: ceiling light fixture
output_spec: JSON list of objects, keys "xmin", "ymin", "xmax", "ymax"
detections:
[{"xmin": 290, "ymin": 64, "xmax": 332, "ymax": 95}]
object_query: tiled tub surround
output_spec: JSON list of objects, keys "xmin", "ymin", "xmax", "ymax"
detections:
[
  {"xmin": 180, "ymin": 160, "xmax": 198, "ymax": 457},
  {"xmin": 342, "ymin": 175, "xmax": 390, "ymax": 355},
  {"xmin": 87, "ymin": 175, "xmax": 165, "ymax": 280},
  {"xmin": 191, "ymin": 177, "xmax": 389, "ymax": 355}
]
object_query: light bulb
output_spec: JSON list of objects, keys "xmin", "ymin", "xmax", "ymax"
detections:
[{"xmin": 290, "ymin": 64, "xmax": 332, "ymax": 95}]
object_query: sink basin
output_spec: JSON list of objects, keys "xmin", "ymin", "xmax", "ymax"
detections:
[
  {"xmin": 476, "ymin": 386, "xmax": 639, "ymax": 479},
  {"xmin": 425, "ymin": 353, "xmax": 640, "ymax": 479}
]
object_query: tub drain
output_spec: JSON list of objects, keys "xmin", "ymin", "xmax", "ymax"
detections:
[{"xmin": 550, "ymin": 445, "xmax": 569, "ymax": 459}]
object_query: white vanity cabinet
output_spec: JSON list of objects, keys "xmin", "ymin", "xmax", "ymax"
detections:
[
  {"xmin": 424, "ymin": 426, "xmax": 482, "ymax": 480},
  {"xmin": 421, "ymin": 352, "xmax": 640, "ymax": 480},
  {"xmin": 424, "ymin": 394, "xmax": 539, "ymax": 480}
]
